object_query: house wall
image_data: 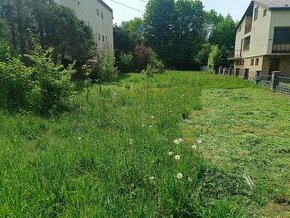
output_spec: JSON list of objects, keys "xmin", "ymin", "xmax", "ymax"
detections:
[
  {"xmin": 268, "ymin": 10, "xmax": 290, "ymax": 54},
  {"xmin": 241, "ymin": 3, "xmax": 271, "ymax": 58},
  {"xmin": 57, "ymin": 0, "xmax": 113, "ymax": 52}
]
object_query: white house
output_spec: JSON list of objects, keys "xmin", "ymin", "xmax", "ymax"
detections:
[{"xmin": 229, "ymin": 0, "xmax": 290, "ymax": 79}]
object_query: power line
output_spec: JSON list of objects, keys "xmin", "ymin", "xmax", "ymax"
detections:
[{"xmin": 109, "ymin": 0, "xmax": 144, "ymax": 13}]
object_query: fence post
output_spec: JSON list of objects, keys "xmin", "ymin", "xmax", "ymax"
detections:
[
  {"xmin": 218, "ymin": 66, "xmax": 223, "ymax": 74},
  {"xmin": 271, "ymin": 71, "xmax": 280, "ymax": 90},
  {"xmin": 255, "ymin": 71, "xmax": 261, "ymax": 84},
  {"xmin": 223, "ymin": 67, "xmax": 228, "ymax": 75},
  {"xmin": 228, "ymin": 67, "xmax": 233, "ymax": 76}
]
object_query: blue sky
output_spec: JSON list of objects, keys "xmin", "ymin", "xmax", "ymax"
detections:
[{"xmin": 103, "ymin": 0, "xmax": 251, "ymax": 24}]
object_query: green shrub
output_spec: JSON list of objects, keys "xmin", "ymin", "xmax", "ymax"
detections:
[
  {"xmin": 88, "ymin": 52, "xmax": 118, "ymax": 83},
  {"xmin": 26, "ymin": 48, "xmax": 74, "ymax": 114},
  {"xmin": 142, "ymin": 49, "xmax": 165, "ymax": 76},
  {"xmin": 0, "ymin": 58, "xmax": 33, "ymax": 111},
  {"xmin": 118, "ymin": 52, "xmax": 134, "ymax": 73},
  {"xmin": 0, "ymin": 46, "xmax": 74, "ymax": 115}
]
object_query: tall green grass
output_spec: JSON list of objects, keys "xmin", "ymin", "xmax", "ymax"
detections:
[{"xmin": 0, "ymin": 72, "xmax": 257, "ymax": 217}]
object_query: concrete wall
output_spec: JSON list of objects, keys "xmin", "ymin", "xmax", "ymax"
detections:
[{"xmin": 58, "ymin": 0, "xmax": 113, "ymax": 52}]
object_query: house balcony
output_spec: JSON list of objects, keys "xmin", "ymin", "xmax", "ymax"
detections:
[
  {"xmin": 228, "ymin": 49, "xmax": 242, "ymax": 60},
  {"xmin": 272, "ymin": 44, "xmax": 290, "ymax": 53}
]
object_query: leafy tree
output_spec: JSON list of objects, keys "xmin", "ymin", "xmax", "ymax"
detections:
[
  {"xmin": 172, "ymin": 0, "xmax": 204, "ymax": 69},
  {"xmin": 113, "ymin": 25, "xmax": 135, "ymax": 59},
  {"xmin": 143, "ymin": 0, "xmax": 204, "ymax": 69},
  {"xmin": 0, "ymin": 0, "xmax": 95, "ymax": 76},
  {"xmin": 209, "ymin": 15, "xmax": 236, "ymax": 50},
  {"xmin": 208, "ymin": 45, "xmax": 228, "ymax": 72},
  {"xmin": 143, "ymin": 0, "xmax": 175, "ymax": 66},
  {"xmin": 121, "ymin": 17, "xmax": 144, "ymax": 43},
  {"xmin": 194, "ymin": 43, "xmax": 212, "ymax": 66}
]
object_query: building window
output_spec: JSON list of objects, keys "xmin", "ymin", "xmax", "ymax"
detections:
[
  {"xmin": 97, "ymin": 9, "xmax": 99, "ymax": 15},
  {"xmin": 273, "ymin": 27, "xmax": 290, "ymax": 44},
  {"xmin": 102, "ymin": 35, "xmax": 104, "ymax": 41},
  {"xmin": 101, "ymin": 12, "xmax": 103, "ymax": 19},
  {"xmin": 263, "ymin": 9, "xmax": 267, "ymax": 17},
  {"xmin": 273, "ymin": 27, "xmax": 290, "ymax": 53},
  {"xmin": 251, "ymin": 59, "xmax": 254, "ymax": 66},
  {"xmin": 243, "ymin": 36, "xmax": 251, "ymax": 50},
  {"xmin": 254, "ymin": 7, "xmax": 259, "ymax": 20},
  {"xmin": 255, "ymin": 58, "xmax": 259, "ymax": 65},
  {"xmin": 98, "ymin": 34, "xmax": 100, "ymax": 40}
]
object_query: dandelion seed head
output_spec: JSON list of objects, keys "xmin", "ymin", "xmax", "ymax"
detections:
[
  {"xmin": 197, "ymin": 140, "xmax": 202, "ymax": 144},
  {"xmin": 192, "ymin": 144, "xmax": 197, "ymax": 149},
  {"xmin": 168, "ymin": 151, "xmax": 174, "ymax": 156},
  {"xmin": 177, "ymin": 173, "xmax": 183, "ymax": 179},
  {"xmin": 174, "ymin": 139, "xmax": 180, "ymax": 144},
  {"xmin": 178, "ymin": 138, "xmax": 183, "ymax": 143},
  {"xmin": 175, "ymin": 155, "xmax": 181, "ymax": 160}
]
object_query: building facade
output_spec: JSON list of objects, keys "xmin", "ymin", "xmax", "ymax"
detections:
[
  {"xmin": 229, "ymin": 0, "xmax": 290, "ymax": 79},
  {"xmin": 55, "ymin": 0, "xmax": 114, "ymax": 52}
]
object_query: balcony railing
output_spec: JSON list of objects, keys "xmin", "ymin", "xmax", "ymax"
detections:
[
  {"xmin": 228, "ymin": 49, "xmax": 242, "ymax": 58},
  {"xmin": 272, "ymin": 44, "xmax": 290, "ymax": 53}
]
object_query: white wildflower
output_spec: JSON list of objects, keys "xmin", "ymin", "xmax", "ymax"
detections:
[
  {"xmin": 168, "ymin": 151, "xmax": 174, "ymax": 156},
  {"xmin": 175, "ymin": 155, "xmax": 181, "ymax": 160},
  {"xmin": 192, "ymin": 144, "xmax": 197, "ymax": 149},
  {"xmin": 174, "ymin": 139, "xmax": 180, "ymax": 144},
  {"xmin": 129, "ymin": 139, "xmax": 133, "ymax": 145},
  {"xmin": 176, "ymin": 173, "xmax": 183, "ymax": 179},
  {"xmin": 197, "ymin": 139, "xmax": 202, "ymax": 144},
  {"xmin": 78, "ymin": 137, "xmax": 82, "ymax": 140},
  {"xmin": 149, "ymin": 176, "xmax": 156, "ymax": 180},
  {"xmin": 151, "ymin": 116, "xmax": 155, "ymax": 119},
  {"xmin": 178, "ymin": 138, "xmax": 183, "ymax": 143}
]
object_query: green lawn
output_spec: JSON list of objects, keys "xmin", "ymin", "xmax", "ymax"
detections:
[{"xmin": 0, "ymin": 72, "xmax": 289, "ymax": 217}]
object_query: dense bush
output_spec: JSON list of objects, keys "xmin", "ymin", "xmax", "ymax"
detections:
[
  {"xmin": 26, "ymin": 48, "xmax": 74, "ymax": 114},
  {"xmin": 117, "ymin": 52, "xmax": 134, "ymax": 73},
  {"xmin": 0, "ymin": 57, "xmax": 33, "ymax": 111},
  {"xmin": 134, "ymin": 44, "xmax": 165, "ymax": 74},
  {"xmin": 0, "ymin": 45, "xmax": 74, "ymax": 115},
  {"xmin": 88, "ymin": 52, "xmax": 118, "ymax": 83}
]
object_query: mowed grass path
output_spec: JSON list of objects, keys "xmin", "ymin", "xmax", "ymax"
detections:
[
  {"xmin": 0, "ymin": 72, "xmax": 289, "ymax": 217},
  {"xmin": 183, "ymin": 87, "xmax": 290, "ymax": 217}
]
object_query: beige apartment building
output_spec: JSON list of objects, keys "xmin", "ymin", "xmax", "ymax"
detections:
[
  {"xmin": 229, "ymin": 0, "xmax": 290, "ymax": 80},
  {"xmin": 55, "ymin": 0, "xmax": 114, "ymax": 52}
]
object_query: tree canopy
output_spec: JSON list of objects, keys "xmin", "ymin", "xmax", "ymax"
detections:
[{"xmin": 0, "ymin": 0, "xmax": 95, "ymax": 75}]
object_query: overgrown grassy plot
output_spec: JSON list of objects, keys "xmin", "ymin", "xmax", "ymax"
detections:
[{"xmin": 0, "ymin": 72, "xmax": 283, "ymax": 217}]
